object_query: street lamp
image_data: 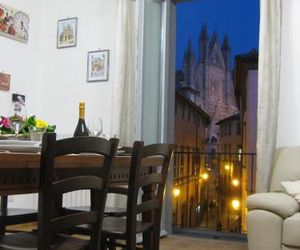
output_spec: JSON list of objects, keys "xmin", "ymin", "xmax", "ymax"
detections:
[
  {"xmin": 232, "ymin": 179, "xmax": 239, "ymax": 187},
  {"xmin": 224, "ymin": 164, "xmax": 230, "ymax": 171},
  {"xmin": 231, "ymin": 199, "xmax": 240, "ymax": 210},
  {"xmin": 173, "ymin": 188, "xmax": 180, "ymax": 197},
  {"xmin": 173, "ymin": 187, "xmax": 180, "ymax": 226},
  {"xmin": 201, "ymin": 172, "xmax": 209, "ymax": 180}
]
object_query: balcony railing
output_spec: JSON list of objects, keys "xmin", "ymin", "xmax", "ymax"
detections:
[{"xmin": 172, "ymin": 151, "xmax": 256, "ymax": 233}]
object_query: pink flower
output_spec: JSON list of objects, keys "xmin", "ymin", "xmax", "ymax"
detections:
[{"xmin": 0, "ymin": 116, "xmax": 10, "ymax": 129}]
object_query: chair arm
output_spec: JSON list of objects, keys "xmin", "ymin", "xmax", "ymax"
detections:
[{"xmin": 247, "ymin": 192, "xmax": 299, "ymax": 219}]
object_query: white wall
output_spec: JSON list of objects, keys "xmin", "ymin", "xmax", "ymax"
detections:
[
  {"xmin": 0, "ymin": 0, "xmax": 44, "ymax": 115},
  {"xmin": 0, "ymin": 0, "xmax": 118, "ymax": 208},
  {"xmin": 0, "ymin": 0, "xmax": 117, "ymax": 135},
  {"xmin": 277, "ymin": 0, "xmax": 300, "ymax": 147},
  {"xmin": 38, "ymin": 0, "xmax": 117, "ymax": 135}
]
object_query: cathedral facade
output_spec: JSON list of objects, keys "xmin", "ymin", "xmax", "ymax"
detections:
[{"xmin": 179, "ymin": 24, "xmax": 238, "ymax": 148}]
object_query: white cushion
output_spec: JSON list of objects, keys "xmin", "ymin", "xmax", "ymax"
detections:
[{"xmin": 281, "ymin": 180, "xmax": 300, "ymax": 203}]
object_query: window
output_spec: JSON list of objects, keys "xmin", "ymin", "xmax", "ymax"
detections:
[
  {"xmin": 228, "ymin": 123, "xmax": 232, "ymax": 135},
  {"xmin": 236, "ymin": 121, "xmax": 241, "ymax": 135}
]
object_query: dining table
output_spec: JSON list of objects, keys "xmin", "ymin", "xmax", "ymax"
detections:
[{"xmin": 0, "ymin": 151, "xmax": 163, "ymax": 196}]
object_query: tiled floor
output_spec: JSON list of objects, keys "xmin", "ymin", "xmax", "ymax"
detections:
[
  {"xmin": 160, "ymin": 234, "xmax": 248, "ymax": 250},
  {"xmin": 8, "ymin": 224, "xmax": 248, "ymax": 249}
]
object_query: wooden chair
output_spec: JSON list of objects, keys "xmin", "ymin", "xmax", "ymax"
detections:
[
  {"xmin": 102, "ymin": 141, "xmax": 174, "ymax": 250},
  {"xmin": 0, "ymin": 133, "xmax": 118, "ymax": 250},
  {"xmin": 66, "ymin": 146, "xmax": 133, "ymax": 218},
  {"xmin": 0, "ymin": 195, "xmax": 37, "ymax": 236}
]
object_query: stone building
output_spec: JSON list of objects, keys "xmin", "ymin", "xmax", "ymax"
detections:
[
  {"xmin": 173, "ymin": 90, "xmax": 210, "ymax": 227},
  {"xmin": 178, "ymin": 24, "xmax": 239, "ymax": 151}
]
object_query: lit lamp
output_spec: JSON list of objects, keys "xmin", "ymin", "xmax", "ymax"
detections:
[
  {"xmin": 224, "ymin": 164, "xmax": 230, "ymax": 171},
  {"xmin": 173, "ymin": 187, "xmax": 180, "ymax": 226},
  {"xmin": 232, "ymin": 179, "xmax": 239, "ymax": 187},
  {"xmin": 201, "ymin": 173, "xmax": 209, "ymax": 180},
  {"xmin": 231, "ymin": 199, "xmax": 240, "ymax": 210},
  {"xmin": 173, "ymin": 187, "xmax": 180, "ymax": 197}
]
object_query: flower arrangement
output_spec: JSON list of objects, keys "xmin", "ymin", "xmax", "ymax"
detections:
[{"xmin": 0, "ymin": 115, "xmax": 56, "ymax": 135}]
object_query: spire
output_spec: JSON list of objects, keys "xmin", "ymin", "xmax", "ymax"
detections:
[
  {"xmin": 183, "ymin": 37, "xmax": 195, "ymax": 85},
  {"xmin": 209, "ymin": 31, "xmax": 218, "ymax": 51},
  {"xmin": 221, "ymin": 34, "xmax": 231, "ymax": 51},
  {"xmin": 199, "ymin": 24, "xmax": 209, "ymax": 61},
  {"xmin": 221, "ymin": 34, "xmax": 231, "ymax": 69},
  {"xmin": 186, "ymin": 37, "xmax": 194, "ymax": 58},
  {"xmin": 199, "ymin": 23, "xmax": 209, "ymax": 42}
]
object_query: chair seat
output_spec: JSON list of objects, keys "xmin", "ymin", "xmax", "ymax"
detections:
[
  {"xmin": 102, "ymin": 216, "xmax": 153, "ymax": 236},
  {"xmin": 0, "ymin": 208, "xmax": 37, "ymax": 218},
  {"xmin": 0, "ymin": 208, "xmax": 37, "ymax": 233},
  {"xmin": 104, "ymin": 207, "xmax": 126, "ymax": 217},
  {"xmin": 65, "ymin": 206, "xmax": 126, "ymax": 217},
  {"xmin": 0, "ymin": 232, "xmax": 89, "ymax": 250}
]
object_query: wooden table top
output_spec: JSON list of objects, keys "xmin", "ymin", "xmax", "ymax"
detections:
[
  {"xmin": 0, "ymin": 152, "xmax": 164, "ymax": 195},
  {"xmin": 0, "ymin": 152, "xmax": 163, "ymax": 169}
]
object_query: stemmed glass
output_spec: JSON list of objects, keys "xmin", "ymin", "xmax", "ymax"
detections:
[
  {"xmin": 87, "ymin": 117, "xmax": 103, "ymax": 137},
  {"xmin": 8, "ymin": 98, "xmax": 26, "ymax": 139}
]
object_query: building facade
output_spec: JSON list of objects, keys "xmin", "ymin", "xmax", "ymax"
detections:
[
  {"xmin": 180, "ymin": 24, "xmax": 239, "ymax": 149},
  {"xmin": 173, "ymin": 90, "xmax": 210, "ymax": 227}
]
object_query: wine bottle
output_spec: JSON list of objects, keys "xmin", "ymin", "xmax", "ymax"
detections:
[{"xmin": 73, "ymin": 102, "xmax": 89, "ymax": 137}]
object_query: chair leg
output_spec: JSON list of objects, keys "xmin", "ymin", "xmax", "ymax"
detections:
[
  {"xmin": 127, "ymin": 234, "xmax": 137, "ymax": 250},
  {"xmin": 0, "ymin": 219, "xmax": 5, "ymax": 237},
  {"xmin": 0, "ymin": 196, "xmax": 8, "ymax": 237},
  {"xmin": 107, "ymin": 238, "xmax": 116, "ymax": 250},
  {"xmin": 150, "ymin": 213, "xmax": 162, "ymax": 250},
  {"xmin": 142, "ymin": 230, "xmax": 153, "ymax": 250}
]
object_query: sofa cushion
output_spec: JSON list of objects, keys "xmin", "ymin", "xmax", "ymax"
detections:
[
  {"xmin": 270, "ymin": 146, "xmax": 300, "ymax": 192},
  {"xmin": 283, "ymin": 212, "xmax": 300, "ymax": 247},
  {"xmin": 247, "ymin": 192, "xmax": 299, "ymax": 219},
  {"xmin": 281, "ymin": 180, "xmax": 300, "ymax": 203}
]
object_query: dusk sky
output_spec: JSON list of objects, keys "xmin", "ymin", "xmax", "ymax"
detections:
[{"xmin": 176, "ymin": 0, "xmax": 260, "ymax": 70}]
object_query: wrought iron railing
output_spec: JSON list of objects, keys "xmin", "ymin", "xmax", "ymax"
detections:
[{"xmin": 172, "ymin": 151, "xmax": 256, "ymax": 233}]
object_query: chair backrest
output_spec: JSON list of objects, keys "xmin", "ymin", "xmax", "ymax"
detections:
[
  {"xmin": 270, "ymin": 146, "xmax": 300, "ymax": 192},
  {"xmin": 126, "ymin": 141, "xmax": 174, "ymax": 235},
  {"xmin": 37, "ymin": 133, "xmax": 118, "ymax": 250}
]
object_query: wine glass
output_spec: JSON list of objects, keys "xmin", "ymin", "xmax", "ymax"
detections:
[
  {"xmin": 8, "ymin": 98, "xmax": 26, "ymax": 139},
  {"xmin": 87, "ymin": 117, "xmax": 103, "ymax": 137}
]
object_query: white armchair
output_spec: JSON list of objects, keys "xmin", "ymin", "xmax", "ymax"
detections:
[{"xmin": 247, "ymin": 146, "xmax": 300, "ymax": 250}]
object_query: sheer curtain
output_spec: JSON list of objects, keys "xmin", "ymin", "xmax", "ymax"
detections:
[
  {"xmin": 256, "ymin": 0, "xmax": 282, "ymax": 192},
  {"xmin": 110, "ymin": 0, "xmax": 137, "ymax": 146}
]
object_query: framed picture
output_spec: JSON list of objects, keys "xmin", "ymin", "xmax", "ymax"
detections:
[
  {"xmin": 0, "ymin": 72, "xmax": 10, "ymax": 91},
  {"xmin": 87, "ymin": 50, "xmax": 110, "ymax": 82},
  {"xmin": 0, "ymin": 3, "xmax": 30, "ymax": 43},
  {"xmin": 57, "ymin": 17, "xmax": 77, "ymax": 48}
]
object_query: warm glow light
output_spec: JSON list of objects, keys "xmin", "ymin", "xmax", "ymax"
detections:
[
  {"xmin": 173, "ymin": 188, "xmax": 180, "ymax": 197},
  {"xmin": 201, "ymin": 173, "xmax": 209, "ymax": 180},
  {"xmin": 232, "ymin": 199, "xmax": 240, "ymax": 210},
  {"xmin": 232, "ymin": 179, "xmax": 239, "ymax": 187},
  {"xmin": 224, "ymin": 164, "xmax": 230, "ymax": 171}
]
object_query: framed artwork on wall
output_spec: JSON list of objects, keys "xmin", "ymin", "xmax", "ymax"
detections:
[
  {"xmin": 57, "ymin": 17, "xmax": 77, "ymax": 48},
  {"xmin": 87, "ymin": 50, "xmax": 110, "ymax": 82},
  {"xmin": 0, "ymin": 3, "xmax": 29, "ymax": 43},
  {"xmin": 0, "ymin": 72, "xmax": 10, "ymax": 91}
]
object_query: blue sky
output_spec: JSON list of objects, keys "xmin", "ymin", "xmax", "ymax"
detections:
[{"xmin": 176, "ymin": 0, "xmax": 260, "ymax": 70}]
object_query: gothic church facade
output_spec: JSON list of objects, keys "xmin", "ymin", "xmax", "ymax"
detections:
[{"xmin": 179, "ymin": 24, "xmax": 238, "ymax": 147}]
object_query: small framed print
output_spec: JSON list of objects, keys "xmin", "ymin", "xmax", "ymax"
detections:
[
  {"xmin": 0, "ymin": 72, "xmax": 10, "ymax": 91},
  {"xmin": 87, "ymin": 50, "xmax": 110, "ymax": 82},
  {"xmin": 0, "ymin": 3, "xmax": 30, "ymax": 43},
  {"xmin": 57, "ymin": 17, "xmax": 77, "ymax": 48}
]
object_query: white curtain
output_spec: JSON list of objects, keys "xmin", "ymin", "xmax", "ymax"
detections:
[
  {"xmin": 110, "ymin": 0, "xmax": 137, "ymax": 146},
  {"xmin": 256, "ymin": 0, "xmax": 282, "ymax": 192}
]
